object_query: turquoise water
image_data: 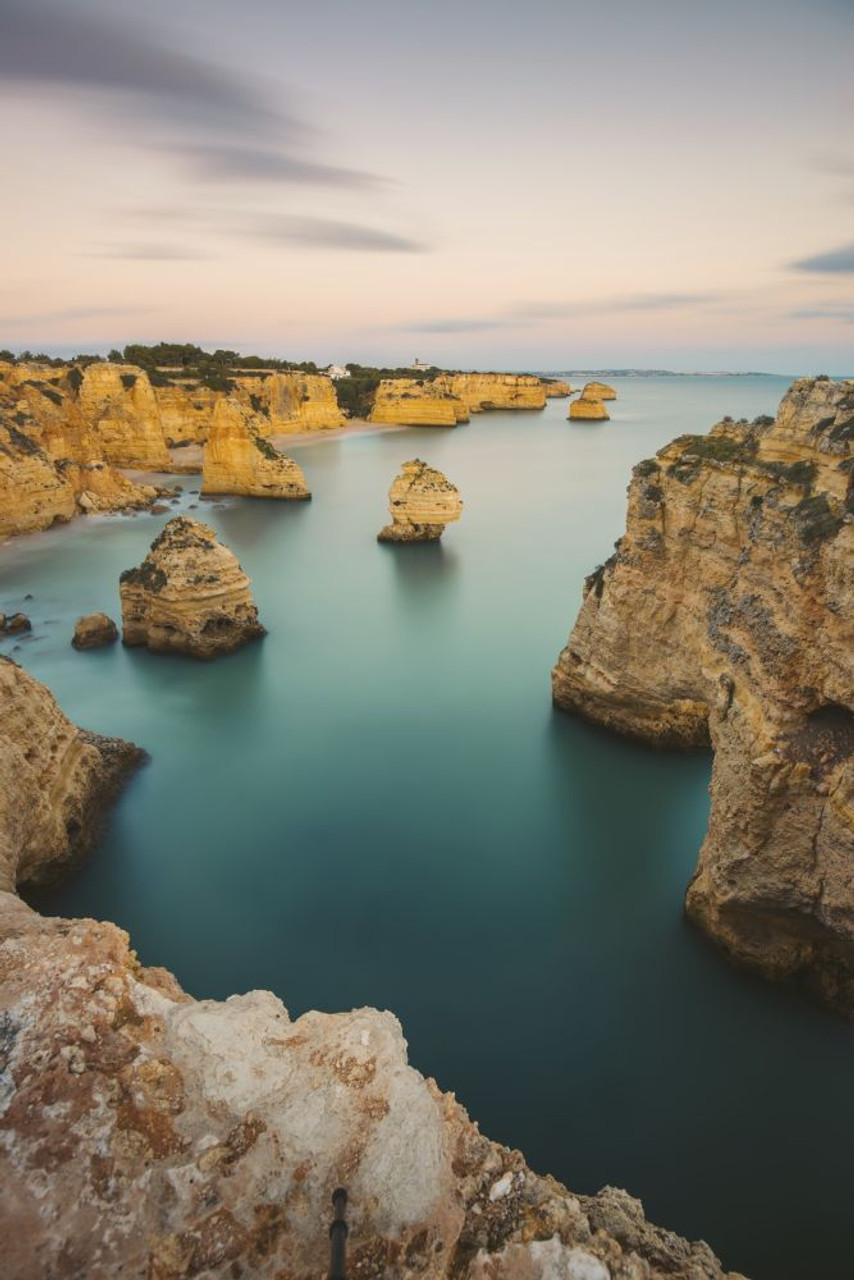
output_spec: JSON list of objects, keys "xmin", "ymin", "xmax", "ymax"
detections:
[{"xmin": 4, "ymin": 376, "xmax": 851, "ymax": 1280}]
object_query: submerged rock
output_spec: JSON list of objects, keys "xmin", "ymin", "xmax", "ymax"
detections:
[
  {"xmin": 119, "ymin": 516, "xmax": 266, "ymax": 659},
  {"xmin": 71, "ymin": 613, "xmax": 119, "ymax": 651},
  {"xmin": 377, "ymin": 459, "xmax": 463, "ymax": 542},
  {"xmin": 201, "ymin": 398, "xmax": 311, "ymax": 499},
  {"xmin": 553, "ymin": 376, "xmax": 854, "ymax": 1010}
]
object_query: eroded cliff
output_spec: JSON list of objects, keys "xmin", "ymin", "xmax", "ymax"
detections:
[
  {"xmin": 120, "ymin": 517, "xmax": 266, "ymax": 659},
  {"xmin": 439, "ymin": 373, "xmax": 547, "ymax": 413},
  {"xmin": 369, "ymin": 379, "xmax": 469, "ymax": 427},
  {"xmin": 552, "ymin": 377, "xmax": 854, "ymax": 1009},
  {"xmin": 378, "ymin": 459, "xmax": 463, "ymax": 542},
  {"xmin": 201, "ymin": 399, "xmax": 311, "ymax": 499}
]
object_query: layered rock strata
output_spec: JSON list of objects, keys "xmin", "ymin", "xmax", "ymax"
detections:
[
  {"xmin": 439, "ymin": 373, "xmax": 547, "ymax": 413},
  {"xmin": 582, "ymin": 381, "xmax": 617, "ymax": 401},
  {"xmin": 544, "ymin": 379, "xmax": 572, "ymax": 398},
  {"xmin": 201, "ymin": 400, "xmax": 311, "ymax": 499},
  {"xmin": 158, "ymin": 372, "xmax": 344, "ymax": 445},
  {"xmin": 120, "ymin": 517, "xmax": 266, "ymax": 659},
  {"xmin": 377, "ymin": 459, "xmax": 463, "ymax": 542},
  {"xmin": 0, "ymin": 657, "xmax": 143, "ymax": 891},
  {"xmin": 553, "ymin": 377, "xmax": 854, "ymax": 1009},
  {"xmin": 369, "ymin": 380, "xmax": 469, "ymax": 427},
  {"xmin": 569, "ymin": 396, "xmax": 610, "ymax": 421},
  {"xmin": 72, "ymin": 614, "xmax": 119, "ymax": 650}
]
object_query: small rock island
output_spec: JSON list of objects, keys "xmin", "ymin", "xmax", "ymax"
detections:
[
  {"xmin": 119, "ymin": 516, "xmax": 266, "ymax": 659},
  {"xmin": 377, "ymin": 459, "xmax": 463, "ymax": 542}
]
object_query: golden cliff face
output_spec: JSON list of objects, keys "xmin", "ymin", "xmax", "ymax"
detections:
[
  {"xmin": 0, "ymin": 658, "xmax": 143, "ymax": 891},
  {"xmin": 120, "ymin": 516, "xmax": 266, "ymax": 659},
  {"xmin": 76, "ymin": 364, "xmax": 173, "ymax": 468},
  {"xmin": 544, "ymin": 379, "xmax": 572, "ymax": 398},
  {"xmin": 378, "ymin": 459, "xmax": 463, "ymax": 542},
  {"xmin": 569, "ymin": 396, "xmax": 609, "ymax": 421},
  {"xmin": 438, "ymin": 373, "xmax": 547, "ymax": 413},
  {"xmin": 201, "ymin": 399, "xmax": 311, "ymax": 499},
  {"xmin": 552, "ymin": 377, "xmax": 854, "ymax": 1009},
  {"xmin": 0, "ymin": 363, "xmax": 159, "ymax": 539},
  {"xmin": 157, "ymin": 372, "xmax": 344, "ymax": 444},
  {"xmin": 369, "ymin": 379, "xmax": 469, "ymax": 427}
]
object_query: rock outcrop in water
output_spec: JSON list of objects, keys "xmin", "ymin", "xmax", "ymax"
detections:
[
  {"xmin": 201, "ymin": 399, "xmax": 311, "ymax": 499},
  {"xmin": 0, "ymin": 658, "xmax": 143, "ymax": 890},
  {"xmin": 544, "ymin": 379, "xmax": 572, "ymax": 398},
  {"xmin": 369, "ymin": 379, "xmax": 469, "ymax": 427},
  {"xmin": 377, "ymin": 459, "xmax": 463, "ymax": 542},
  {"xmin": 582, "ymin": 381, "xmax": 616, "ymax": 401},
  {"xmin": 0, "ymin": 664, "xmax": 741, "ymax": 1279},
  {"xmin": 553, "ymin": 377, "xmax": 854, "ymax": 1010},
  {"xmin": 120, "ymin": 517, "xmax": 266, "ymax": 659},
  {"xmin": 71, "ymin": 613, "xmax": 119, "ymax": 651},
  {"xmin": 569, "ymin": 396, "xmax": 610, "ymax": 421}
]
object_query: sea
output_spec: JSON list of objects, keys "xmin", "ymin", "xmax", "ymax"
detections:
[{"xmin": 4, "ymin": 374, "xmax": 851, "ymax": 1280}]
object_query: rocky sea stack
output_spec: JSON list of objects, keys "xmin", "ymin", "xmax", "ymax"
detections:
[
  {"xmin": 201, "ymin": 399, "xmax": 311, "ymax": 499},
  {"xmin": 71, "ymin": 613, "xmax": 119, "ymax": 650},
  {"xmin": 377, "ymin": 459, "xmax": 463, "ymax": 543},
  {"xmin": 553, "ymin": 376, "xmax": 854, "ymax": 1010},
  {"xmin": 119, "ymin": 516, "xmax": 266, "ymax": 659}
]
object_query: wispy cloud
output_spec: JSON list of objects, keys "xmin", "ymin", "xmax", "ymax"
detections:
[
  {"xmin": 171, "ymin": 143, "xmax": 381, "ymax": 190},
  {"xmin": 790, "ymin": 243, "xmax": 854, "ymax": 273},
  {"xmin": 83, "ymin": 243, "xmax": 210, "ymax": 261},
  {"xmin": 401, "ymin": 291, "xmax": 719, "ymax": 334},
  {"xmin": 247, "ymin": 216, "xmax": 426, "ymax": 254},
  {"xmin": 791, "ymin": 305, "xmax": 854, "ymax": 323},
  {"xmin": 5, "ymin": 304, "xmax": 154, "ymax": 324},
  {"xmin": 405, "ymin": 318, "xmax": 521, "ymax": 333}
]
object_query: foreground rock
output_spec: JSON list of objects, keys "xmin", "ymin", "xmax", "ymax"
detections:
[
  {"xmin": 377, "ymin": 460, "xmax": 463, "ymax": 542},
  {"xmin": 0, "ymin": 658, "xmax": 143, "ymax": 890},
  {"xmin": 201, "ymin": 399, "xmax": 311, "ymax": 499},
  {"xmin": 553, "ymin": 377, "xmax": 854, "ymax": 1010},
  {"xmin": 120, "ymin": 517, "xmax": 266, "ymax": 659},
  {"xmin": 71, "ymin": 613, "xmax": 119, "ymax": 651}
]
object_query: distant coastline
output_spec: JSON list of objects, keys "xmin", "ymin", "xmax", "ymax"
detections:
[{"xmin": 542, "ymin": 368, "xmax": 786, "ymax": 379}]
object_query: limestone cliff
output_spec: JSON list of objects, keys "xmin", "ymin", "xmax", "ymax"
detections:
[
  {"xmin": 438, "ymin": 373, "xmax": 547, "ymax": 413},
  {"xmin": 369, "ymin": 379, "xmax": 469, "ymax": 427},
  {"xmin": 552, "ymin": 377, "xmax": 854, "ymax": 1009},
  {"xmin": 120, "ymin": 517, "xmax": 266, "ymax": 659},
  {"xmin": 544, "ymin": 379, "xmax": 572, "ymax": 398},
  {"xmin": 0, "ymin": 658, "xmax": 143, "ymax": 891},
  {"xmin": 378, "ymin": 459, "xmax": 463, "ymax": 542},
  {"xmin": 157, "ymin": 372, "xmax": 344, "ymax": 445},
  {"xmin": 0, "ymin": 365, "xmax": 160, "ymax": 539},
  {"xmin": 201, "ymin": 399, "xmax": 311, "ymax": 499},
  {"xmin": 75, "ymin": 364, "xmax": 173, "ymax": 469}
]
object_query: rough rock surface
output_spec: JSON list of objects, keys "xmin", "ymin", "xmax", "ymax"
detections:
[
  {"xmin": 544, "ymin": 380, "xmax": 573, "ymax": 398},
  {"xmin": 0, "ymin": 658, "xmax": 143, "ymax": 891},
  {"xmin": 120, "ymin": 517, "xmax": 266, "ymax": 659},
  {"xmin": 553, "ymin": 377, "xmax": 854, "ymax": 1009},
  {"xmin": 582, "ymin": 382, "xmax": 617, "ymax": 401},
  {"xmin": 72, "ymin": 614, "xmax": 119, "ymax": 651},
  {"xmin": 377, "ymin": 460, "xmax": 464, "ymax": 542},
  {"xmin": 569, "ymin": 396, "xmax": 609, "ymax": 422},
  {"xmin": 158, "ymin": 372, "xmax": 344, "ymax": 445},
  {"xmin": 201, "ymin": 400, "xmax": 311, "ymax": 499},
  {"xmin": 369, "ymin": 380, "xmax": 469, "ymax": 427},
  {"xmin": 75, "ymin": 365, "xmax": 173, "ymax": 469},
  {"xmin": 439, "ymin": 374, "xmax": 547, "ymax": 414}
]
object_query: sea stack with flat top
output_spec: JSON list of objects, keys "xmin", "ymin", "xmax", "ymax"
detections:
[
  {"xmin": 377, "ymin": 459, "xmax": 463, "ymax": 542},
  {"xmin": 119, "ymin": 516, "xmax": 265, "ymax": 659}
]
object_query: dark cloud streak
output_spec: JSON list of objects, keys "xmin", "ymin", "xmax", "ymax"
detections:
[
  {"xmin": 790, "ymin": 243, "xmax": 854, "ymax": 273},
  {"xmin": 248, "ymin": 217, "xmax": 426, "ymax": 254}
]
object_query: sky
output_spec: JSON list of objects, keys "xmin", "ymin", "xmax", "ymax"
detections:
[{"xmin": 2, "ymin": 0, "xmax": 853, "ymax": 372}]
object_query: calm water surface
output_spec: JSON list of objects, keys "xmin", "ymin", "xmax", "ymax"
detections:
[{"xmin": 4, "ymin": 376, "xmax": 852, "ymax": 1280}]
